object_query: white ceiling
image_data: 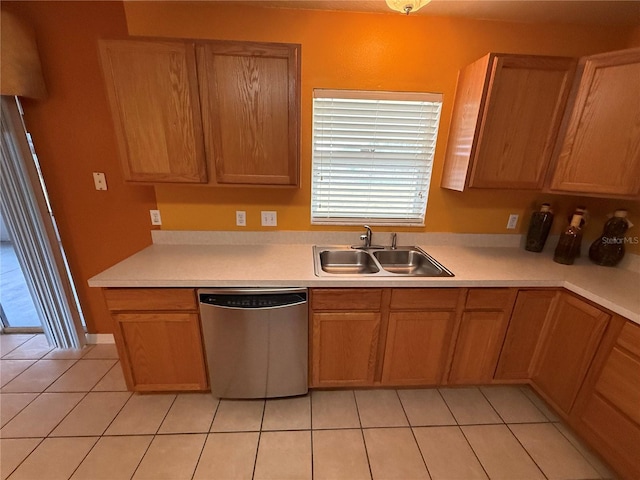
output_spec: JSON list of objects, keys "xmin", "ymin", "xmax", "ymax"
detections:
[{"xmin": 216, "ymin": 1, "xmax": 640, "ymax": 26}]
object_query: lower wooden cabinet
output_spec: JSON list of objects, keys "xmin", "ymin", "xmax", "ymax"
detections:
[
  {"xmin": 495, "ymin": 289, "xmax": 558, "ymax": 381},
  {"xmin": 570, "ymin": 317, "xmax": 640, "ymax": 480},
  {"xmin": 532, "ymin": 292, "xmax": 609, "ymax": 414},
  {"xmin": 104, "ymin": 288, "xmax": 208, "ymax": 392},
  {"xmin": 311, "ymin": 311, "xmax": 381, "ymax": 387},
  {"xmin": 448, "ymin": 288, "xmax": 516, "ymax": 384}
]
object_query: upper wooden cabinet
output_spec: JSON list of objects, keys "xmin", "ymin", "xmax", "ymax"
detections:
[
  {"xmin": 197, "ymin": 41, "xmax": 300, "ymax": 186},
  {"xmin": 99, "ymin": 38, "xmax": 300, "ymax": 186},
  {"xmin": 549, "ymin": 48, "xmax": 640, "ymax": 197},
  {"xmin": 99, "ymin": 40, "xmax": 207, "ymax": 183},
  {"xmin": 441, "ymin": 53, "xmax": 576, "ymax": 191}
]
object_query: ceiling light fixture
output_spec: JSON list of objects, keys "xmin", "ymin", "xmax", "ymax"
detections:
[{"xmin": 385, "ymin": 0, "xmax": 431, "ymax": 15}]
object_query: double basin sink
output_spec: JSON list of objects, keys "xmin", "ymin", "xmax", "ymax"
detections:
[{"xmin": 313, "ymin": 245, "xmax": 454, "ymax": 277}]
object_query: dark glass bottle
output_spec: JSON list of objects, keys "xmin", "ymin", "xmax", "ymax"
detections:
[
  {"xmin": 525, "ymin": 203, "xmax": 554, "ymax": 252},
  {"xmin": 554, "ymin": 214, "xmax": 583, "ymax": 265},
  {"xmin": 589, "ymin": 210, "xmax": 630, "ymax": 267}
]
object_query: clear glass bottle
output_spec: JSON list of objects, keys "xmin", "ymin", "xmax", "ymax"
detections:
[
  {"xmin": 525, "ymin": 203, "xmax": 554, "ymax": 252},
  {"xmin": 554, "ymin": 214, "xmax": 583, "ymax": 265},
  {"xmin": 588, "ymin": 210, "xmax": 630, "ymax": 267}
]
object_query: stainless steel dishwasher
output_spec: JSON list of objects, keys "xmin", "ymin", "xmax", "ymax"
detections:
[{"xmin": 198, "ymin": 288, "xmax": 308, "ymax": 399}]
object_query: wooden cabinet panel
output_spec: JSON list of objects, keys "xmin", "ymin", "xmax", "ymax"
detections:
[
  {"xmin": 465, "ymin": 288, "xmax": 513, "ymax": 310},
  {"xmin": 113, "ymin": 312, "xmax": 208, "ymax": 392},
  {"xmin": 311, "ymin": 312, "xmax": 380, "ymax": 387},
  {"xmin": 311, "ymin": 288, "xmax": 383, "ymax": 311},
  {"xmin": 197, "ymin": 41, "xmax": 300, "ymax": 186},
  {"xmin": 550, "ymin": 48, "xmax": 640, "ymax": 197},
  {"xmin": 571, "ymin": 318, "xmax": 640, "ymax": 480},
  {"xmin": 442, "ymin": 54, "xmax": 575, "ymax": 191},
  {"xmin": 99, "ymin": 40, "xmax": 207, "ymax": 183},
  {"xmin": 381, "ymin": 311, "xmax": 455, "ymax": 386},
  {"xmin": 449, "ymin": 311, "xmax": 508, "ymax": 384},
  {"xmin": 495, "ymin": 290, "xmax": 557, "ymax": 380},
  {"xmin": 533, "ymin": 293, "xmax": 609, "ymax": 414},
  {"xmin": 104, "ymin": 288, "xmax": 197, "ymax": 311},
  {"xmin": 390, "ymin": 288, "xmax": 462, "ymax": 310}
]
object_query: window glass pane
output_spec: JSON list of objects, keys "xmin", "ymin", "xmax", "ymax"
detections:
[{"xmin": 311, "ymin": 90, "xmax": 442, "ymax": 226}]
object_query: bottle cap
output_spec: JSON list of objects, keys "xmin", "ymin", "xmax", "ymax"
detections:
[
  {"xmin": 540, "ymin": 203, "xmax": 551, "ymax": 212},
  {"xmin": 614, "ymin": 209, "xmax": 627, "ymax": 218},
  {"xmin": 570, "ymin": 214, "xmax": 583, "ymax": 228}
]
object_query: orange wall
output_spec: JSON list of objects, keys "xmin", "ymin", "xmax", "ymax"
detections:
[
  {"xmin": 629, "ymin": 25, "xmax": 640, "ymax": 47},
  {"xmin": 125, "ymin": 2, "xmax": 639, "ymax": 250},
  {"xmin": 2, "ymin": 1, "xmax": 157, "ymax": 334}
]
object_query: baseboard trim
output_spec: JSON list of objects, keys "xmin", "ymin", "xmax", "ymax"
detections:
[{"xmin": 85, "ymin": 333, "xmax": 115, "ymax": 344}]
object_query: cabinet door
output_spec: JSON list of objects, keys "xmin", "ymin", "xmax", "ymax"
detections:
[
  {"xmin": 381, "ymin": 311, "xmax": 455, "ymax": 386},
  {"xmin": 113, "ymin": 312, "xmax": 208, "ymax": 392},
  {"xmin": 99, "ymin": 40, "xmax": 207, "ymax": 183},
  {"xmin": 442, "ymin": 54, "xmax": 575, "ymax": 190},
  {"xmin": 495, "ymin": 290, "xmax": 557, "ymax": 381},
  {"xmin": 532, "ymin": 293, "xmax": 609, "ymax": 414},
  {"xmin": 574, "ymin": 320, "xmax": 640, "ymax": 480},
  {"xmin": 311, "ymin": 312, "xmax": 380, "ymax": 387},
  {"xmin": 197, "ymin": 41, "xmax": 300, "ymax": 186},
  {"xmin": 449, "ymin": 311, "xmax": 509, "ymax": 384},
  {"xmin": 550, "ymin": 48, "xmax": 640, "ymax": 197}
]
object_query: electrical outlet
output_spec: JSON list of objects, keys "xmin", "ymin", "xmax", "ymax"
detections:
[
  {"xmin": 507, "ymin": 214, "xmax": 519, "ymax": 230},
  {"xmin": 92, "ymin": 172, "xmax": 107, "ymax": 191},
  {"xmin": 150, "ymin": 209, "xmax": 162, "ymax": 226},
  {"xmin": 261, "ymin": 211, "xmax": 277, "ymax": 227},
  {"xmin": 236, "ymin": 210, "xmax": 246, "ymax": 227}
]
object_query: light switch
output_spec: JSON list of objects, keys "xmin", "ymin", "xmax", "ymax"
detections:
[
  {"xmin": 507, "ymin": 214, "xmax": 519, "ymax": 229},
  {"xmin": 150, "ymin": 210, "xmax": 162, "ymax": 226},
  {"xmin": 236, "ymin": 211, "xmax": 247, "ymax": 227},
  {"xmin": 261, "ymin": 211, "xmax": 277, "ymax": 227}
]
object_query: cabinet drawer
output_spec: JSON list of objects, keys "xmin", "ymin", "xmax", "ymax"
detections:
[
  {"xmin": 465, "ymin": 288, "xmax": 513, "ymax": 310},
  {"xmin": 595, "ymin": 346, "xmax": 640, "ymax": 424},
  {"xmin": 390, "ymin": 288, "xmax": 461, "ymax": 310},
  {"xmin": 311, "ymin": 289, "xmax": 383, "ymax": 311},
  {"xmin": 104, "ymin": 288, "xmax": 197, "ymax": 311},
  {"xmin": 617, "ymin": 321, "xmax": 640, "ymax": 358}
]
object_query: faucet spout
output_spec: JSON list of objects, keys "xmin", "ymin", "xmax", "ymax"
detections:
[
  {"xmin": 361, "ymin": 225, "xmax": 372, "ymax": 248},
  {"xmin": 391, "ymin": 233, "xmax": 397, "ymax": 250}
]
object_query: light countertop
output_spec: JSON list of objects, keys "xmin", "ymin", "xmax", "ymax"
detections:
[{"xmin": 88, "ymin": 237, "xmax": 640, "ymax": 324}]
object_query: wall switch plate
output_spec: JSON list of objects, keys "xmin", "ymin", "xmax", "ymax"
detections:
[
  {"xmin": 507, "ymin": 214, "xmax": 519, "ymax": 229},
  {"xmin": 92, "ymin": 172, "xmax": 107, "ymax": 191},
  {"xmin": 236, "ymin": 210, "xmax": 246, "ymax": 227},
  {"xmin": 150, "ymin": 209, "xmax": 162, "ymax": 226},
  {"xmin": 261, "ymin": 211, "xmax": 277, "ymax": 227}
]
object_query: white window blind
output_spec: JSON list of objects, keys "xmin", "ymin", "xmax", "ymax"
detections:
[{"xmin": 311, "ymin": 89, "xmax": 443, "ymax": 226}]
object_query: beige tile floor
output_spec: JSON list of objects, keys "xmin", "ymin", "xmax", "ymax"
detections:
[{"xmin": 0, "ymin": 334, "xmax": 618, "ymax": 480}]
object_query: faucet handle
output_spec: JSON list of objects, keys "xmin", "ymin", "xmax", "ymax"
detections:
[{"xmin": 391, "ymin": 233, "xmax": 397, "ymax": 249}]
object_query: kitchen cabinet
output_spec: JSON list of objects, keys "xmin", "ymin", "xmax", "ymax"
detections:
[
  {"xmin": 99, "ymin": 40, "xmax": 207, "ymax": 183},
  {"xmin": 549, "ymin": 47, "xmax": 640, "ymax": 197},
  {"xmin": 197, "ymin": 41, "xmax": 300, "ymax": 186},
  {"xmin": 494, "ymin": 289, "xmax": 558, "ymax": 381},
  {"xmin": 99, "ymin": 38, "xmax": 300, "ymax": 187},
  {"xmin": 448, "ymin": 288, "xmax": 518, "ymax": 384},
  {"xmin": 571, "ymin": 317, "xmax": 640, "ymax": 480},
  {"xmin": 441, "ymin": 53, "xmax": 575, "ymax": 191},
  {"xmin": 532, "ymin": 292, "xmax": 609, "ymax": 415},
  {"xmin": 381, "ymin": 288, "xmax": 464, "ymax": 386},
  {"xmin": 103, "ymin": 288, "xmax": 208, "ymax": 392},
  {"xmin": 310, "ymin": 288, "xmax": 384, "ymax": 387}
]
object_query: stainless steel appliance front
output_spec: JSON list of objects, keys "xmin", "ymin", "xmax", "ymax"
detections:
[{"xmin": 198, "ymin": 288, "xmax": 308, "ymax": 399}]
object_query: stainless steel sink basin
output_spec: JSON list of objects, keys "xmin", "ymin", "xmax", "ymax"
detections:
[
  {"xmin": 313, "ymin": 246, "xmax": 453, "ymax": 277},
  {"xmin": 318, "ymin": 249, "xmax": 380, "ymax": 275},
  {"xmin": 373, "ymin": 249, "xmax": 446, "ymax": 276}
]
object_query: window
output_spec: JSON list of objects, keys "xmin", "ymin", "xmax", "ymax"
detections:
[{"xmin": 311, "ymin": 89, "xmax": 443, "ymax": 226}]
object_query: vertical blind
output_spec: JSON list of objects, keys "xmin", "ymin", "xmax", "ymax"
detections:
[{"xmin": 311, "ymin": 89, "xmax": 443, "ymax": 225}]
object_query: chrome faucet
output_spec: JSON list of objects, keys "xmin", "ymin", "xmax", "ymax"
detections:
[
  {"xmin": 391, "ymin": 233, "xmax": 397, "ymax": 250},
  {"xmin": 360, "ymin": 225, "xmax": 372, "ymax": 248}
]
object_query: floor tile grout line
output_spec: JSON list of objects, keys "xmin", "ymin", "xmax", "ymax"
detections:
[
  {"xmin": 550, "ymin": 421, "xmax": 612, "ymax": 479},
  {"xmin": 456, "ymin": 424, "xmax": 492, "ymax": 480},
  {"xmin": 476, "ymin": 386, "xmax": 508, "ymax": 425},
  {"xmin": 1, "ymin": 435, "xmax": 46, "ymax": 479},
  {"xmin": 0, "ymin": 333, "xmax": 40, "ymax": 359},
  {"xmin": 352, "ymin": 390, "xmax": 375, "ymax": 480},
  {"xmin": 436, "ymin": 386, "xmax": 462, "ymax": 426},
  {"xmin": 504, "ymin": 422, "xmax": 551, "ymax": 480},
  {"xmin": 63, "ymin": 435, "xmax": 101, "ymax": 480},
  {"xmin": 395, "ymin": 389, "xmax": 433, "ymax": 479},
  {"xmin": 190, "ymin": 395, "xmax": 221, "ymax": 480},
  {"xmin": 309, "ymin": 391, "xmax": 315, "ymax": 480},
  {"xmin": 1, "ymin": 355, "xmax": 79, "ymax": 394}
]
